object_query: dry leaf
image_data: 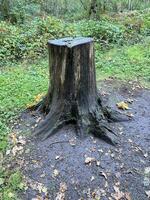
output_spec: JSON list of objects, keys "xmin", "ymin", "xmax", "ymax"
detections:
[
  {"xmin": 112, "ymin": 186, "xmax": 124, "ymax": 200},
  {"xmin": 98, "ymin": 149, "xmax": 103, "ymax": 153},
  {"xmin": 37, "ymin": 183, "xmax": 48, "ymax": 194},
  {"xmin": 126, "ymin": 112, "xmax": 134, "ymax": 118},
  {"xmin": 27, "ymin": 93, "xmax": 45, "ymax": 108},
  {"xmin": 116, "ymin": 101, "xmax": 129, "ymax": 110},
  {"xmin": 85, "ymin": 157, "xmax": 96, "ymax": 165},
  {"xmin": 91, "ymin": 176, "xmax": 95, "ymax": 181},
  {"xmin": 56, "ymin": 182, "xmax": 67, "ymax": 200},
  {"xmin": 96, "ymin": 161, "xmax": 101, "ymax": 166},
  {"xmin": 17, "ymin": 136, "xmax": 26, "ymax": 145},
  {"xmin": 53, "ymin": 169, "xmax": 60, "ymax": 177},
  {"xmin": 125, "ymin": 193, "xmax": 132, "ymax": 200},
  {"xmin": 55, "ymin": 155, "xmax": 60, "ymax": 160},
  {"xmin": 59, "ymin": 182, "xmax": 67, "ymax": 193},
  {"xmin": 32, "ymin": 196, "xmax": 43, "ymax": 200},
  {"xmin": 145, "ymin": 191, "xmax": 150, "ymax": 198},
  {"xmin": 126, "ymin": 98, "xmax": 134, "ymax": 104},
  {"xmin": 69, "ymin": 138, "xmax": 76, "ymax": 146},
  {"xmin": 112, "ymin": 186, "xmax": 131, "ymax": 200},
  {"xmin": 144, "ymin": 152, "xmax": 148, "ymax": 158},
  {"xmin": 99, "ymin": 171, "xmax": 107, "ymax": 180},
  {"xmin": 10, "ymin": 133, "xmax": 17, "ymax": 145},
  {"xmin": 12, "ymin": 146, "xmax": 24, "ymax": 156}
]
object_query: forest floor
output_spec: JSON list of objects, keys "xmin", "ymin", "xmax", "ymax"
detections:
[{"xmin": 4, "ymin": 79, "xmax": 150, "ymax": 200}]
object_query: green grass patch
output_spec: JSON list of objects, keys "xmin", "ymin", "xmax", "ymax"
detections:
[
  {"xmin": 96, "ymin": 37, "xmax": 150, "ymax": 87},
  {"xmin": 0, "ymin": 169, "xmax": 24, "ymax": 200},
  {"xmin": 0, "ymin": 59, "xmax": 49, "ymax": 152},
  {"xmin": 0, "ymin": 59, "xmax": 49, "ymax": 199}
]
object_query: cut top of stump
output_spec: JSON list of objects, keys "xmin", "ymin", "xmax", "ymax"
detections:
[{"xmin": 48, "ymin": 37, "xmax": 93, "ymax": 48}]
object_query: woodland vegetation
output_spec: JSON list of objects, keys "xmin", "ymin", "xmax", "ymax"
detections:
[{"xmin": 0, "ymin": 0, "xmax": 150, "ymax": 199}]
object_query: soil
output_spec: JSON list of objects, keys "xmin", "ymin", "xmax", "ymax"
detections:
[{"xmin": 8, "ymin": 80, "xmax": 150, "ymax": 200}]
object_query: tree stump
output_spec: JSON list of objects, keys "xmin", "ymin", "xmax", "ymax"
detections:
[{"xmin": 33, "ymin": 37, "xmax": 128, "ymax": 145}]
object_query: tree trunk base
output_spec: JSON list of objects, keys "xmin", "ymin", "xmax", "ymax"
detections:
[{"xmin": 31, "ymin": 95, "xmax": 129, "ymax": 146}]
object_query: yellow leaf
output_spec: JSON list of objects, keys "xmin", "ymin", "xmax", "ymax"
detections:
[
  {"xmin": 34, "ymin": 93, "xmax": 45, "ymax": 103},
  {"xmin": 26, "ymin": 93, "xmax": 45, "ymax": 108},
  {"xmin": 116, "ymin": 101, "xmax": 129, "ymax": 110},
  {"xmin": 10, "ymin": 133, "xmax": 17, "ymax": 145}
]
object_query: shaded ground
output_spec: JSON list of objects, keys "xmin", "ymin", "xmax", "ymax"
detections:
[{"xmin": 7, "ymin": 80, "xmax": 150, "ymax": 200}]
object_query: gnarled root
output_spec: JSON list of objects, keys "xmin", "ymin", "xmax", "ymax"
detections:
[{"xmin": 32, "ymin": 98, "xmax": 129, "ymax": 145}]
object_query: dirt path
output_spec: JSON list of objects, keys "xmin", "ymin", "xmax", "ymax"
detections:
[{"xmin": 8, "ymin": 80, "xmax": 150, "ymax": 200}]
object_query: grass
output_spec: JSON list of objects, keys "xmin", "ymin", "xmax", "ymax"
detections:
[
  {"xmin": 96, "ymin": 37, "xmax": 150, "ymax": 87},
  {"xmin": 0, "ymin": 60, "xmax": 49, "ymax": 152},
  {"xmin": 0, "ymin": 169, "xmax": 24, "ymax": 200},
  {"xmin": 0, "ymin": 60, "xmax": 49, "ymax": 199},
  {"xmin": 0, "ymin": 37, "xmax": 150, "ymax": 199}
]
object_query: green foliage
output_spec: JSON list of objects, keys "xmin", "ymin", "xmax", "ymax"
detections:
[
  {"xmin": 1, "ymin": 10, "xmax": 150, "ymax": 65},
  {"xmin": 96, "ymin": 37, "xmax": 150, "ymax": 86},
  {"xmin": 0, "ymin": 169, "xmax": 23, "ymax": 200},
  {"xmin": 75, "ymin": 19, "xmax": 125, "ymax": 47},
  {"xmin": 0, "ymin": 60, "xmax": 48, "ymax": 149},
  {"xmin": 0, "ymin": 0, "xmax": 27, "ymax": 23},
  {"xmin": 9, "ymin": 171, "xmax": 22, "ymax": 190},
  {"xmin": 0, "ymin": 16, "xmax": 74, "ymax": 65}
]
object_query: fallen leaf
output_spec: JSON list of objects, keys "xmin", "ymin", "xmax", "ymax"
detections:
[
  {"xmin": 32, "ymin": 196, "xmax": 43, "ymax": 200},
  {"xmin": 96, "ymin": 161, "xmax": 101, "ymax": 166},
  {"xmin": 126, "ymin": 98, "xmax": 134, "ymax": 104},
  {"xmin": 91, "ymin": 176, "xmax": 95, "ymax": 181},
  {"xmin": 145, "ymin": 167, "xmax": 150, "ymax": 174},
  {"xmin": 126, "ymin": 112, "xmax": 134, "ymax": 118},
  {"xmin": 55, "ymin": 155, "xmax": 60, "ymax": 160},
  {"xmin": 60, "ymin": 182, "xmax": 67, "ymax": 193},
  {"xmin": 112, "ymin": 186, "xmax": 124, "ymax": 200},
  {"xmin": 85, "ymin": 157, "xmax": 96, "ymax": 165},
  {"xmin": 112, "ymin": 186, "xmax": 131, "ymax": 200},
  {"xmin": 105, "ymin": 181, "xmax": 108, "ymax": 188},
  {"xmin": 145, "ymin": 191, "xmax": 150, "ymax": 198},
  {"xmin": 10, "ymin": 133, "xmax": 17, "ymax": 145},
  {"xmin": 128, "ymin": 139, "xmax": 133, "ymax": 143},
  {"xmin": 37, "ymin": 183, "xmax": 48, "ymax": 194},
  {"xmin": 116, "ymin": 101, "xmax": 129, "ymax": 110},
  {"xmin": 125, "ymin": 192, "xmax": 132, "ymax": 200},
  {"xmin": 12, "ymin": 146, "xmax": 24, "ymax": 156},
  {"xmin": 144, "ymin": 152, "xmax": 148, "ymax": 158},
  {"xmin": 99, "ymin": 171, "xmax": 107, "ymax": 180},
  {"xmin": 56, "ymin": 182, "xmax": 67, "ymax": 200},
  {"xmin": 69, "ymin": 138, "xmax": 76, "ymax": 146},
  {"xmin": 98, "ymin": 149, "xmax": 103, "ymax": 153},
  {"xmin": 17, "ymin": 136, "xmax": 26, "ymax": 145},
  {"xmin": 53, "ymin": 169, "xmax": 60, "ymax": 177},
  {"xmin": 27, "ymin": 93, "xmax": 45, "ymax": 108}
]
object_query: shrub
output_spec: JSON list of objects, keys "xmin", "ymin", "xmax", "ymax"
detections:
[
  {"xmin": 0, "ymin": 16, "xmax": 75, "ymax": 65},
  {"xmin": 74, "ymin": 19, "xmax": 125, "ymax": 48}
]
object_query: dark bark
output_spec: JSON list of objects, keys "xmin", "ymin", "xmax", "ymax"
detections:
[
  {"xmin": 33, "ymin": 37, "xmax": 129, "ymax": 145},
  {"xmin": 89, "ymin": 0, "xmax": 99, "ymax": 19}
]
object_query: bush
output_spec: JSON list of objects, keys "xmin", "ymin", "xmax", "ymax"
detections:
[
  {"xmin": 1, "ymin": 10, "xmax": 149, "ymax": 65},
  {"xmin": 75, "ymin": 20, "xmax": 125, "ymax": 47},
  {"xmin": 0, "ymin": 16, "xmax": 75, "ymax": 66}
]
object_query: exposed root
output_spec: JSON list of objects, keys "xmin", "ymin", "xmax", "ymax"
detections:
[
  {"xmin": 91, "ymin": 122, "xmax": 118, "ymax": 145},
  {"xmin": 103, "ymin": 106, "xmax": 130, "ymax": 122},
  {"xmin": 33, "ymin": 97, "xmax": 130, "ymax": 145},
  {"xmin": 42, "ymin": 119, "xmax": 72, "ymax": 140}
]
